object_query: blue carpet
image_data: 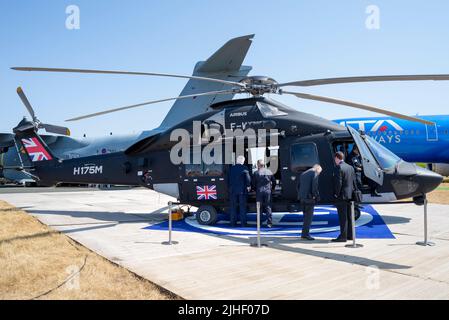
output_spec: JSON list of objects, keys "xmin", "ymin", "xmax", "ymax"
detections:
[{"xmin": 144, "ymin": 205, "xmax": 394, "ymax": 239}]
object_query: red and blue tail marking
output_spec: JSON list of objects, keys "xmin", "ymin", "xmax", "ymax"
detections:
[{"xmin": 21, "ymin": 137, "xmax": 53, "ymax": 162}]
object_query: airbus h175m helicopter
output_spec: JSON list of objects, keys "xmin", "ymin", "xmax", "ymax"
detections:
[{"xmin": 10, "ymin": 56, "xmax": 448, "ymax": 225}]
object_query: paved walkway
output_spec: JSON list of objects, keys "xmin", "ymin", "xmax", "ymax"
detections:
[{"xmin": 1, "ymin": 188, "xmax": 449, "ymax": 299}]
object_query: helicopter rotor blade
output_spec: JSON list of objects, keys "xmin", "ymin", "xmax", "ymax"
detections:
[
  {"xmin": 281, "ymin": 90, "xmax": 434, "ymax": 125},
  {"xmin": 66, "ymin": 89, "xmax": 240, "ymax": 122},
  {"xmin": 16, "ymin": 87, "xmax": 37, "ymax": 120},
  {"xmin": 11, "ymin": 67, "xmax": 246, "ymax": 88},
  {"xmin": 40, "ymin": 123, "xmax": 71, "ymax": 136},
  {"xmin": 278, "ymin": 74, "xmax": 449, "ymax": 87}
]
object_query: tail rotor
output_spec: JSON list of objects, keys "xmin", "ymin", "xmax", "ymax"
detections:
[{"xmin": 16, "ymin": 87, "xmax": 71, "ymax": 136}]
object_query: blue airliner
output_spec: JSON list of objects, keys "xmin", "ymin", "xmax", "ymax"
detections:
[{"xmin": 336, "ymin": 115, "xmax": 449, "ymax": 175}]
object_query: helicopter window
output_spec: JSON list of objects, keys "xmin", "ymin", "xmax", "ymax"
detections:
[
  {"xmin": 364, "ymin": 135, "xmax": 401, "ymax": 170},
  {"xmin": 290, "ymin": 143, "xmax": 319, "ymax": 173},
  {"xmin": 204, "ymin": 163, "xmax": 223, "ymax": 177},
  {"xmin": 185, "ymin": 164, "xmax": 203, "ymax": 177},
  {"xmin": 185, "ymin": 163, "xmax": 224, "ymax": 177},
  {"xmin": 257, "ymin": 102, "xmax": 288, "ymax": 118},
  {"xmin": 334, "ymin": 142, "xmax": 351, "ymax": 160},
  {"xmin": 249, "ymin": 147, "xmax": 267, "ymax": 173}
]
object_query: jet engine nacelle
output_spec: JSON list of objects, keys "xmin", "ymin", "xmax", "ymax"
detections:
[{"xmin": 431, "ymin": 163, "xmax": 449, "ymax": 177}]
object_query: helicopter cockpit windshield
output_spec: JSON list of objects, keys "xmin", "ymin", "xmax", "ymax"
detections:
[{"xmin": 364, "ymin": 135, "xmax": 401, "ymax": 171}]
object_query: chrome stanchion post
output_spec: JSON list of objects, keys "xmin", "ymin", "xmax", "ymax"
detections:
[
  {"xmin": 417, "ymin": 197, "xmax": 435, "ymax": 247},
  {"xmin": 346, "ymin": 201, "xmax": 363, "ymax": 248},
  {"xmin": 251, "ymin": 201, "xmax": 266, "ymax": 248},
  {"xmin": 168, "ymin": 201, "xmax": 173, "ymax": 244},
  {"xmin": 257, "ymin": 201, "xmax": 261, "ymax": 248},
  {"xmin": 162, "ymin": 201, "xmax": 178, "ymax": 245}
]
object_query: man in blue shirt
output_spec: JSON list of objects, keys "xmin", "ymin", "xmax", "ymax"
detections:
[{"xmin": 228, "ymin": 155, "xmax": 251, "ymax": 227}]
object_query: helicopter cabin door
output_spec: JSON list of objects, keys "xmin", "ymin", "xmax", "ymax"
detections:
[
  {"xmin": 180, "ymin": 162, "xmax": 227, "ymax": 204},
  {"xmin": 348, "ymin": 126, "xmax": 384, "ymax": 185},
  {"xmin": 280, "ymin": 139, "xmax": 321, "ymax": 200}
]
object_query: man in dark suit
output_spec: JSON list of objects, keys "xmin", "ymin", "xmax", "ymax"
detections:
[
  {"xmin": 297, "ymin": 164, "xmax": 322, "ymax": 240},
  {"xmin": 347, "ymin": 146, "xmax": 362, "ymax": 188},
  {"xmin": 228, "ymin": 155, "xmax": 251, "ymax": 227},
  {"xmin": 332, "ymin": 151, "xmax": 357, "ymax": 242},
  {"xmin": 252, "ymin": 159, "xmax": 276, "ymax": 228}
]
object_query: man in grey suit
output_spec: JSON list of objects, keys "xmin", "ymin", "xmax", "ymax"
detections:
[
  {"xmin": 332, "ymin": 151, "xmax": 357, "ymax": 242},
  {"xmin": 297, "ymin": 164, "xmax": 322, "ymax": 240}
]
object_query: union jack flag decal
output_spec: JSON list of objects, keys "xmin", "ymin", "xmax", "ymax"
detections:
[
  {"xmin": 21, "ymin": 137, "xmax": 53, "ymax": 162},
  {"xmin": 196, "ymin": 185, "xmax": 217, "ymax": 200}
]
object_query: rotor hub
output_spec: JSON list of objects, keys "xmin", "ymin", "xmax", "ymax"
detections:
[{"xmin": 239, "ymin": 76, "xmax": 279, "ymax": 96}]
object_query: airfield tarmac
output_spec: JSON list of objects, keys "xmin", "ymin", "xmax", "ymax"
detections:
[{"xmin": 1, "ymin": 187, "xmax": 449, "ymax": 299}]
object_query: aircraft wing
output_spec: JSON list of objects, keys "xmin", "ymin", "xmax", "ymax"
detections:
[
  {"xmin": 158, "ymin": 34, "xmax": 254, "ymax": 129},
  {"xmin": 0, "ymin": 133, "xmax": 15, "ymax": 149},
  {"xmin": 124, "ymin": 132, "xmax": 162, "ymax": 155},
  {"xmin": 195, "ymin": 34, "xmax": 254, "ymax": 73},
  {"xmin": 40, "ymin": 134, "xmax": 89, "ymax": 155},
  {"xmin": 1, "ymin": 132, "xmax": 87, "ymax": 152}
]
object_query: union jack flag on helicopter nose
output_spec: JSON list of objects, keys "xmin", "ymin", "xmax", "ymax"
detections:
[
  {"xmin": 196, "ymin": 185, "xmax": 217, "ymax": 200},
  {"xmin": 21, "ymin": 137, "xmax": 52, "ymax": 162}
]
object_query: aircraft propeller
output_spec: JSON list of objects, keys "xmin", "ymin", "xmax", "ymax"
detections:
[
  {"xmin": 16, "ymin": 87, "xmax": 71, "ymax": 136},
  {"xmin": 12, "ymin": 67, "xmax": 449, "ymax": 126}
]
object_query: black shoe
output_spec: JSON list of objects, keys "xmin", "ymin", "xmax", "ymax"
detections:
[
  {"xmin": 371, "ymin": 191, "xmax": 382, "ymax": 197},
  {"xmin": 331, "ymin": 238, "xmax": 347, "ymax": 243},
  {"xmin": 301, "ymin": 235, "xmax": 315, "ymax": 241}
]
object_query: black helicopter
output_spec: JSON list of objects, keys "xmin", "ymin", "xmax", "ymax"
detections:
[{"xmin": 11, "ymin": 66, "xmax": 448, "ymax": 225}]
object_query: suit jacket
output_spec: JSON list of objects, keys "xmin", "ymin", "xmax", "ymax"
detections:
[
  {"xmin": 347, "ymin": 152, "xmax": 362, "ymax": 171},
  {"xmin": 228, "ymin": 164, "xmax": 251, "ymax": 195},
  {"xmin": 297, "ymin": 168, "xmax": 320, "ymax": 202},
  {"xmin": 252, "ymin": 168, "xmax": 276, "ymax": 196},
  {"xmin": 334, "ymin": 161, "xmax": 356, "ymax": 200}
]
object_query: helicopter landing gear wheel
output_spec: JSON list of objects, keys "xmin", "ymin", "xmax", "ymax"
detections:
[{"xmin": 196, "ymin": 205, "xmax": 218, "ymax": 225}]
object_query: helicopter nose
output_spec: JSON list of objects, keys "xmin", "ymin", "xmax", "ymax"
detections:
[{"xmin": 415, "ymin": 166, "xmax": 444, "ymax": 194}]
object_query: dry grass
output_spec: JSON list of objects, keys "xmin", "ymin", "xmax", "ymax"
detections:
[
  {"xmin": 0, "ymin": 201, "xmax": 175, "ymax": 300},
  {"xmin": 427, "ymin": 183, "xmax": 449, "ymax": 205}
]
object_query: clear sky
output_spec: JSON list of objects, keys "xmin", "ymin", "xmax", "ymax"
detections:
[{"xmin": 1, "ymin": 0, "xmax": 448, "ymax": 137}]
